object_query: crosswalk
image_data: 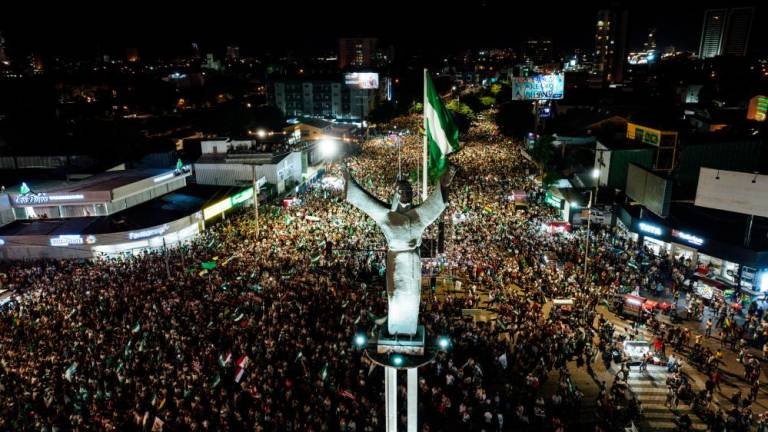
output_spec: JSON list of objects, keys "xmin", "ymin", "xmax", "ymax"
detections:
[{"xmin": 610, "ymin": 320, "xmax": 708, "ymax": 431}]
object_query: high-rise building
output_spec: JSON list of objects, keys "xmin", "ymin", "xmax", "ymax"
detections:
[
  {"xmin": 644, "ymin": 28, "xmax": 657, "ymax": 51},
  {"xmin": 723, "ymin": 7, "xmax": 754, "ymax": 56},
  {"xmin": 523, "ymin": 38, "xmax": 553, "ymax": 66},
  {"xmin": 594, "ymin": 5, "xmax": 628, "ymax": 84},
  {"xmin": 338, "ymin": 38, "xmax": 377, "ymax": 69},
  {"xmin": 699, "ymin": 7, "xmax": 754, "ymax": 58},
  {"xmin": 0, "ymin": 32, "xmax": 9, "ymax": 65}
]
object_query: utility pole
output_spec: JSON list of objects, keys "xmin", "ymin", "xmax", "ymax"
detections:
[
  {"xmin": 252, "ymin": 165, "xmax": 259, "ymax": 239},
  {"xmin": 162, "ymin": 238, "xmax": 171, "ymax": 279},
  {"xmin": 583, "ymin": 190, "xmax": 593, "ymax": 285}
]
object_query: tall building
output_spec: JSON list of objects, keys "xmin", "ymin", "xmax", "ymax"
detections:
[
  {"xmin": 269, "ymin": 75, "xmax": 381, "ymax": 120},
  {"xmin": 594, "ymin": 6, "xmax": 629, "ymax": 84},
  {"xmin": 699, "ymin": 7, "xmax": 754, "ymax": 58},
  {"xmin": 338, "ymin": 37, "xmax": 377, "ymax": 69},
  {"xmin": 0, "ymin": 32, "xmax": 8, "ymax": 65},
  {"xmin": 644, "ymin": 28, "xmax": 657, "ymax": 51},
  {"xmin": 723, "ymin": 7, "xmax": 754, "ymax": 56},
  {"xmin": 523, "ymin": 38, "xmax": 553, "ymax": 66}
]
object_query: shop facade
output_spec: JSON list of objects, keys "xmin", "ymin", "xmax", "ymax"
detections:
[{"xmin": 617, "ymin": 207, "xmax": 768, "ymax": 297}]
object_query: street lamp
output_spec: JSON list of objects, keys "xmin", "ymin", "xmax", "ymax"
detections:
[
  {"xmin": 319, "ymin": 139, "xmax": 339, "ymax": 160},
  {"xmin": 256, "ymin": 129, "xmax": 267, "ymax": 139},
  {"xmin": 437, "ymin": 336, "xmax": 450, "ymax": 350},
  {"xmin": 354, "ymin": 333, "xmax": 367, "ymax": 349}
]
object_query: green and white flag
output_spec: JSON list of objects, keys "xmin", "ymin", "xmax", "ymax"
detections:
[{"xmin": 424, "ymin": 72, "xmax": 460, "ymax": 180}]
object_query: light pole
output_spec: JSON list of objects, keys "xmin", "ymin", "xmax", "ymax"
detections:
[
  {"xmin": 583, "ymin": 189, "xmax": 593, "ymax": 285},
  {"xmin": 251, "ymin": 165, "xmax": 259, "ymax": 239}
]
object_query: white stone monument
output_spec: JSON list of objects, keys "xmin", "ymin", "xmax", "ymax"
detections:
[{"xmin": 344, "ymin": 170, "xmax": 446, "ymax": 336}]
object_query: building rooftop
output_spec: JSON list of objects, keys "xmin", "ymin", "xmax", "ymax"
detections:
[
  {"xmin": 5, "ymin": 169, "xmax": 177, "ymax": 195},
  {"xmin": 0, "ymin": 185, "xmax": 236, "ymax": 237}
]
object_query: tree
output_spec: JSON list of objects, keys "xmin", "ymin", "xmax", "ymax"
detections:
[
  {"xmin": 408, "ymin": 102, "xmax": 423, "ymax": 115},
  {"xmin": 446, "ymin": 100, "xmax": 476, "ymax": 134},
  {"xmin": 479, "ymin": 96, "xmax": 496, "ymax": 108}
]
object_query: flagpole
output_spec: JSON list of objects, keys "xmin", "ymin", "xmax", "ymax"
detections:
[{"xmin": 422, "ymin": 68, "xmax": 428, "ymax": 202}]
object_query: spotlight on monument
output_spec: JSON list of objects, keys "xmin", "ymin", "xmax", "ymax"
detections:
[
  {"xmin": 391, "ymin": 354, "xmax": 404, "ymax": 367},
  {"xmin": 437, "ymin": 336, "xmax": 450, "ymax": 350},
  {"xmin": 354, "ymin": 333, "xmax": 367, "ymax": 348},
  {"xmin": 319, "ymin": 139, "xmax": 339, "ymax": 159}
]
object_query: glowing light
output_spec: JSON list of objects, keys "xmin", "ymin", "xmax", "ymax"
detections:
[
  {"xmin": 438, "ymin": 336, "xmax": 450, "ymax": 350},
  {"xmin": 354, "ymin": 334, "xmax": 367, "ymax": 348},
  {"xmin": 592, "ymin": 168, "xmax": 600, "ymax": 179},
  {"xmin": 319, "ymin": 139, "xmax": 339, "ymax": 159},
  {"xmin": 391, "ymin": 355, "xmax": 404, "ymax": 367}
]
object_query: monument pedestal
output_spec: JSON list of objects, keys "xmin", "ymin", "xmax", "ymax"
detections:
[
  {"xmin": 376, "ymin": 325, "xmax": 426, "ymax": 356},
  {"xmin": 365, "ymin": 325, "xmax": 437, "ymax": 432}
]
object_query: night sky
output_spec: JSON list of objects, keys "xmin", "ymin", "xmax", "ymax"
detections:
[{"xmin": 0, "ymin": 1, "xmax": 764, "ymax": 58}]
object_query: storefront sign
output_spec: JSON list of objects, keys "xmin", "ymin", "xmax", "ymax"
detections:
[
  {"xmin": 128, "ymin": 224, "xmax": 170, "ymax": 240},
  {"xmin": 671, "ymin": 229, "xmax": 704, "ymax": 246},
  {"xmin": 638, "ymin": 222, "xmax": 662, "ymax": 237},
  {"xmin": 15, "ymin": 193, "xmax": 50, "ymax": 205},
  {"xmin": 15, "ymin": 193, "xmax": 87, "ymax": 206},
  {"xmin": 203, "ymin": 198, "xmax": 232, "ymax": 220},
  {"xmin": 49, "ymin": 235, "xmax": 96, "ymax": 247},
  {"xmin": 231, "ymin": 187, "xmax": 254, "ymax": 205}
]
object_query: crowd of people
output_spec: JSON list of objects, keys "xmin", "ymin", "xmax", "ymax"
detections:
[{"xmin": 0, "ymin": 113, "xmax": 765, "ymax": 431}]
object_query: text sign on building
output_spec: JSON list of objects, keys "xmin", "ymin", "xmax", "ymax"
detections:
[
  {"xmin": 511, "ymin": 74, "xmax": 564, "ymax": 100},
  {"xmin": 50, "ymin": 235, "xmax": 96, "ymax": 247},
  {"xmin": 747, "ymin": 95, "xmax": 767, "ymax": 122},
  {"xmin": 671, "ymin": 229, "xmax": 704, "ymax": 246},
  {"xmin": 627, "ymin": 123, "xmax": 661, "ymax": 146},
  {"xmin": 638, "ymin": 222, "xmax": 663, "ymax": 237},
  {"xmin": 128, "ymin": 224, "xmax": 170, "ymax": 240}
]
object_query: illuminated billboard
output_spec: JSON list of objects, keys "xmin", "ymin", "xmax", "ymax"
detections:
[
  {"xmin": 345, "ymin": 72, "xmax": 379, "ymax": 89},
  {"xmin": 747, "ymin": 95, "xmax": 767, "ymax": 122},
  {"xmin": 511, "ymin": 74, "xmax": 564, "ymax": 100}
]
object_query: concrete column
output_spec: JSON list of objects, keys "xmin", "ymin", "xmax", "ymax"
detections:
[
  {"xmin": 385, "ymin": 367, "xmax": 398, "ymax": 432},
  {"xmin": 407, "ymin": 368, "xmax": 418, "ymax": 432}
]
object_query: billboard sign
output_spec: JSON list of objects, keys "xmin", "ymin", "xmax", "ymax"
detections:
[
  {"xmin": 747, "ymin": 95, "xmax": 767, "ymax": 122},
  {"xmin": 626, "ymin": 123, "xmax": 662, "ymax": 146},
  {"xmin": 695, "ymin": 167, "xmax": 768, "ymax": 218},
  {"xmin": 511, "ymin": 74, "xmax": 564, "ymax": 100},
  {"xmin": 345, "ymin": 72, "xmax": 379, "ymax": 89},
  {"xmin": 625, "ymin": 163, "xmax": 672, "ymax": 218}
]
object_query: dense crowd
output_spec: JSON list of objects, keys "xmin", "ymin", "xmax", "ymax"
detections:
[{"xmin": 0, "ymin": 114, "xmax": 765, "ymax": 432}]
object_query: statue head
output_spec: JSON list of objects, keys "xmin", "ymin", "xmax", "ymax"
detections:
[{"xmin": 391, "ymin": 178, "xmax": 413, "ymax": 210}]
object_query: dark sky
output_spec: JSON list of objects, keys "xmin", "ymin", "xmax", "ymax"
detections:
[{"xmin": 0, "ymin": 1, "xmax": 764, "ymax": 58}]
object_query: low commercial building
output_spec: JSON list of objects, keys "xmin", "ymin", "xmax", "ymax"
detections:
[
  {"xmin": 193, "ymin": 138, "xmax": 304, "ymax": 195},
  {"xmin": 2, "ymin": 168, "xmax": 191, "ymax": 220}
]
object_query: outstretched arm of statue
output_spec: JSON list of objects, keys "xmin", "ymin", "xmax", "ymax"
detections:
[
  {"xmin": 343, "ymin": 166, "xmax": 389, "ymax": 225},
  {"xmin": 413, "ymin": 177, "xmax": 447, "ymax": 229}
]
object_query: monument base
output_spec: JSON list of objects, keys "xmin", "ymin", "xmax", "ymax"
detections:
[{"xmin": 376, "ymin": 325, "xmax": 426, "ymax": 356}]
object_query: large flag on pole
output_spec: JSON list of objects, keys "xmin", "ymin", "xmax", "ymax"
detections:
[{"xmin": 424, "ymin": 71, "xmax": 460, "ymax": 182}]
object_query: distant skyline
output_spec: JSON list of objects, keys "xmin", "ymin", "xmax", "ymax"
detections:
[{"xmin": 0, "ymin": 1, "xmax": 764, "ymax": 59}]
